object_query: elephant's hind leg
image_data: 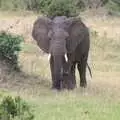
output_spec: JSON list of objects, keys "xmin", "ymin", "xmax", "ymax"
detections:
[
  {"xmin": 67, "ymin": 62, "xmax": 77, "ymax": 89},
  {"xmin": 77, "ymin": 55, "xmax": 88, "ymax": 88}
]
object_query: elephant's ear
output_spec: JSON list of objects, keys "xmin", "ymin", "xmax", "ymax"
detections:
[
  {"xmin": 65, "ymin": 17, "xmax": 89, "ymax": 53},
  {"xmin": 32, "ymin": 17, "xmax": 52, "ymax": 53}
]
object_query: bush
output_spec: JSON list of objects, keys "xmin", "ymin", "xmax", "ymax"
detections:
[
  {"xmin": 74, "ymin": 0, "xmax": 85, "ymax": 10},
  {"xmin": 38, "ymin": 0, "xmax": 52, "ymax": 11},
  {"xmin": 0, "ymin": 0, "xmax": 26, "ymax": 10},
  {"xmin": 42, "ymin": 0, "xmax": 78, "ymax": 17},
  {"xmin": 74, "ymin": 0, "xmax": 109, "ymax": 9},
  {"xmin": 0, "ymin": 0, "xmax": 52, "ymax": 12},
  {"xmin": 0, "ymin": 0, "xmax": 78, "ymax": 16},
  {"xmin": 106, "ymin": 0, "xmax": 120, "ymax": 15},
  {"xmin": 0, "ymin": 96, "xmax": 34, "ymax": 120},
  {"xmin": 1, "ymin": 0, "xmax": 120, "ymax": 14},
  {"xmin": 0, "ymin": 32, "xmax": 23, "ymax": 70}
]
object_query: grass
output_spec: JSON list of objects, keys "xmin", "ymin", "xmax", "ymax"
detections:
[
  {"xmin": 0, "ymin": 89, "xmax": 120, "ymax": 120},
  {"xmin": 0, "ymin": 11, "xmax": 120, "ymax": 120},
  {"xmin": 33, "ymin": 98, "xmax": 120, "ymax": 120}
]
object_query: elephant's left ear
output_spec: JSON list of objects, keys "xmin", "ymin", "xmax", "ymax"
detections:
[{"xmin": 65, "ymin": 17, "xmax": 89, "ymax": 53}]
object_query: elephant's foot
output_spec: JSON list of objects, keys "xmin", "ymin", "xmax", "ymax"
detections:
[
  {"xmin": 80, "ymin": 81, "xmax": 87, "ymax": 88},
  {"xmin": 62, "ymin": 75, "xmax": 76, "ymax": 90},
  {"xmin": 51, "ymin": 80, "xmax": 63, "ymax": 90},
  {"xmin": 51, "ymin": 86, "xmax": 61, "ymax": 91},
  {"xmin": 68, "ymin": 83, "xmax": 76, "ymax": 90},
  {"xmin": 51, "ymin": 77, "xmax": 76, "ymax": 90},
  {"xmin": 80, "ymin": 87, "xmax": 88, "ymax": 96},
  {"xmin": 61, "ymin": 81, "xmax": 74, "ymax": 90},
  {"xmin": 51, "ymin": 82, "xmax": 75, "ymax": 90}
]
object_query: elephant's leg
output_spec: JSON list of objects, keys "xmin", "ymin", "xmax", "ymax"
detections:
[
  {"xmin": 64, "ymin": 62, "xmax": 76, "ymax": 89},
  {"xmin": 61, "ymin": 58, "xmax": 69, "ymax": 89},
  {"xmin": 77, "ymin": 55, "xmax": 88, "ymax": 88},
  {"xmin": 70, "ymin": 62, "xmax": 76, "ymax": 89},
  {"xmin": 62, "ymin": 61, "xmax": 76, "ymax": 89},
  {"xmin": 50, "ymin": 56, "xmax": 56, "ymax": 89}
]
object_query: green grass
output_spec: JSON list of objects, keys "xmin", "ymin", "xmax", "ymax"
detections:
[
  {"xmin": 33, "ymin": 98, "xmax": 120, "ymax": 120},
  {"xmin": 0, "ymin": 90, "xmax": 120, "ymax": 120}
]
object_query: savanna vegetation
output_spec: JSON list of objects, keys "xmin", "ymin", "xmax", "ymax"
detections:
[
  {"xmin": 0, "ymin": 0, "xmax": 120, "ymax": 120},
  {"xmin": 0, "ymin": 0, "xmax": 120, "ymax": 16}
]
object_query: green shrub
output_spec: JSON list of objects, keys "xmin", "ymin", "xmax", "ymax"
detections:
[
  {"xmin": 106, "ymin": 0, "xmax": 120, "ymax": 15},
  {"xmin": 0, "ymin": 96, "xmax": 34, "ymax": 120},
  {"xmin": 0, "ymin": 0, "xmax": 52, "ymax": 12},
  {"xmin": 74, "ymin": 0, "xmax": 109, "ymax": 9},
  {"xmin": 74, "ymin": 0, "xmax": 85, "ymax": 10},
  {"xmin": 0, "ymin": 0, "xmax": 26, "ymax": 10},
  {"xmin": 1, "ymin": 0, "xmax": 120, "ymax": 14},
  {"xmin": 23, "ymin": 0, "xmax": 42, "ymax": 11},
  {"xmin": 42, "ymin": 0, "xmax": 78, "ymax": 17},
  {"xmin": 38, "ymin": 0, "xmax": 52, "ymax": 11},
  {"xmin": 0, "ymin": 32, "xmax": 23, "ymax": 70}
]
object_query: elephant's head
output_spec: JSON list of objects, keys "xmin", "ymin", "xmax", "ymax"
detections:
[{"xmin": 32, "ymin": 16, "xmax": 87, "ymax": 89}]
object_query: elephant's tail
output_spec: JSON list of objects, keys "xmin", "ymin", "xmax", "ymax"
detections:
[{"xmin": 87, "ymin": 63, "xmax": 92, "ymax": 78}]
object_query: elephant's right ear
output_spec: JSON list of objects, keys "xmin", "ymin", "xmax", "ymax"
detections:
[{"xmin": 32, "ymin": 17, "xmax": 52, "ymax": 53}]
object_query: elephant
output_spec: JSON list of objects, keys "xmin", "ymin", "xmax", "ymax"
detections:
[{"xmin": 32, "ymin": 16, "xmax": 91, "ymax": 90}]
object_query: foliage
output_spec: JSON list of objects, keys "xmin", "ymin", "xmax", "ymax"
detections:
[
  {"xmin": 73, "ymin": 0, "xmax": 108, "ymax": 10},
  {"xmin": 0, "ymin": 32, "xmax": 23, "ymax": 70},
  {"xmin": 0, "ymin": 0, "xmax": 51, "ymax": 12},
  {"xmin": 0, "ymin": 96, "xmax": 34, "ymax": 120},
  {"xmin": 0, "ymin": 0, "xmax": 78, "ymax": 16},
  {"xmin": 42, "ymin": 0, "xmax": 78, "ymax": 17},
  {"xmin": 74, "ymin": 0, "xmax": 85, "ymax": 10},
  {"xmin": 38, "ymin": 0, "xmax": 52, "ymax": 12},
  {"xmin": 1, "ymin": 0, "xmax": 120, "ymax": 16},
  {"xmin": 0, "ymin": 0, "xmax": 25, "ymax": 10},
  {"xmin": 106, "ymin": 0, "xmax": 120, "ymax": 15}
]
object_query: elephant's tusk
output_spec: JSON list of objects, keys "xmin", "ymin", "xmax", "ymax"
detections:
[
  {"xmin": 48, "ymin": 54, "xmax": 51, "ymax": 61},
  {"xmin": 64, "ymin": 54, "xmax": 68, "ymax": 62}
]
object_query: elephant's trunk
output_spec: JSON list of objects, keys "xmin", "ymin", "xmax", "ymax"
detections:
[
  {"xmin": 48, "ymin": 54, "xmax": 69, "ymax": 89},
  {"xmin": 53, "ymin": 55, "xmax": 64, "ymax": 89}
]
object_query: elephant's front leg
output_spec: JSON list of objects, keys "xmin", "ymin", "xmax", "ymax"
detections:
[
  {"xmin": 62, "ymin": 61, "xmax": 76, "ymax": 89},
  {"xmin": 50, "ymin": 55, "xmax": 63, "ymax": 90},
  {"xmin": 50, "ymin": 56, "xmax": 56, "ymax": 89},
  {"xmin": 77, "ymin": 55, "xmax": 88, "ymax": 88}
]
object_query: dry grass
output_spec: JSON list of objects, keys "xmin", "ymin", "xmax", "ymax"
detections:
[{"xmin": 0, "ymin": 11, "xmax": 120, "ymax": 101}]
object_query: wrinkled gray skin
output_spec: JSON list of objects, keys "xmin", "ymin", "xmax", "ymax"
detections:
[{"xmin": 32, "ymin": 16, "xmax": 90, "ymax": 90}]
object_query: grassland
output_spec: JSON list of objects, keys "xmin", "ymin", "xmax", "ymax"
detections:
[{"xmin": 0, "ymin": 11, "xmax": 120, "ymax": 120}]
